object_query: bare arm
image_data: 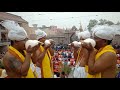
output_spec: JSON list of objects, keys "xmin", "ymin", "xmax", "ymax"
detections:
[
  {"xmin": 88, "ymin": 51, "xmax": 117, "ymax": 75},
  {"xmin": 48, "ymin": 47, "xmax": 54, "ymax": 56},
  {"xmin": 74, "ymin": 47, "xmax": 79, "ymax": 60},
  {"xmin": 3, "ymin": 53, "xmax": 31, "ymax": 76},
  {"xmin": 79, "ymin": 48, "xmax": 89, "ymax": 66},
  {"xmin": 81, "ymin": 42, "xmax": 117, "ymax": 75},
  {"xmin": 30, "ymin": 43, "xmax": 41, "ymax": 64},
  {"xmin": 35, "ymin": 46, "xmax": 48, "ymax": 64},
  {"xmin": 32, "ymin": 43, "xmax": 54, "ymax": 64},
  {"xmin": 48, "ymin": 40, "xmax": 55, "ymax": 56},
  {"xmin": 3, "ymin": 45, "xmax": 39, "ymax": 77},
  {"xmin": 21, "ymin": 53, "xmax": 31, "ymax": 76},
  {"xmin": 70, "ymin": 43, "xmax": 80, "ymax": 60},
  {"xmin": 31, "ymin": 50, "xmax": 39, "ymax": 64}
]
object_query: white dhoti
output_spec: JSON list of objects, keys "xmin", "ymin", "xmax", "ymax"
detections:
[
  {"xmin": 35, "ymin": 66, "xmax": 41, "ymax": 78},
  {"xmin": 73, "ymin": 66, "xmax": 87, "ymax": 78},
  {"xmin": 30, "ymin": 62, "xmax": 41, "ymax": 78},
  {"xmin": 68, "ymin": 65, "xmax": 87, "ymax": 78},
  {"xmin": 0, "ymin": 69, "xmax": 8, "ymax": 78}
]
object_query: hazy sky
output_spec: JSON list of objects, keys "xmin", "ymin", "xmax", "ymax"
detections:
[{"xmin": 8, "ymin": 12, "xmax": 120, "ymax": 29}]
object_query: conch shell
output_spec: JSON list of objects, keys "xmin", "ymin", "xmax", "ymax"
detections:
[
  {"xmin": 69, "ymin": 41, "xmax": 81, "ymax": 48},
  {"xmin": 83, "ymin": 38, "xmax": 96, "ymax": 47},
  {"xmin": 25, "ymin": 40, "xmax": 40, "ymax": 49},
  {"xmin": 44, "ymin": 40, "xmax": 51, "ymax": 46},
  {"xmin": 69, "ymin": 38, "xmax": 96, "ymax": 48}
]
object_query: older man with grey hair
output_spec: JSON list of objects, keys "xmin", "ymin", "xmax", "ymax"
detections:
[{"xmin": 82, "ymin": 25, "xmax": 117, "ymax": 78}]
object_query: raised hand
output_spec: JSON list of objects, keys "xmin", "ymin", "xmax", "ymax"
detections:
[
  {"xmin": 49, "ymin": 39, "xmax": 55, "ymax": 45},
  {"xmin": 81, "ymin": 42, "xmax": 94, "ymax": 51},
  {"xmin": 44, "ymin": 44, "xmax": 51, "ymax": 50},
  {"xmin": 26, "ymin": 43, "xmax": 40, "ymax": 54}
]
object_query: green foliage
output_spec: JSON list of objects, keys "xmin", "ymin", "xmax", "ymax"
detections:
[
  {"xmin": 87, "ymin": 19, "xmax": 116, "ymax": 32},
  {"xmin": 71, "ymin": 26, "xmax": 77, "ymax": 31},
  {"xmin": 98, "ymin": 19, "xmax": 107, "ymax": 25},
  {"xmin": 98, "ymin": 19, "xmax": 114, "ymax": 25},
  {"xmin": 87, "ymin": 19, "xmax": 98, "ymax": 31},
  {"xmin": 62, "ymin": 64, "xmax": 72, "ymax": 75},
  {"xmin": 116, "ymin": 21, "xmax": 120, "ymax": 25}
]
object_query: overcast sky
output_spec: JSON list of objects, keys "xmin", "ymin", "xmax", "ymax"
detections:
[{"xmin": 8, "ymin": 12, "xmax": 120, "ymax": 29}]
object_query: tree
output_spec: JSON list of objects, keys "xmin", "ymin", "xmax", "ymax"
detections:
[
  {"xmin": 87, "ymin": 19, "xmax": 98, "ymax": 32},
  {"xmin": 71, "ymin": 26, "xmax": 77, "ymax": 31},
  {"xmin": 42, "ymin": 25, "xmax": 47, "ymax": 28},
  {"xmin": 98, "ymin": 19, "xmax": 114, "ymax": 25},
  {"xmin": 98, "ymin": 19, "xmax": 107, "ymax": 25},
  {"xmin": 87, "ymin": 19, "xmax": 116, "ymax": 32},
  {"xmin": 116, "ymin": 21, "xmax": 120, "ymax": 25},
  {"xmin": 105, "ymin": 20, "xmax": 114, "ymax": 25}
]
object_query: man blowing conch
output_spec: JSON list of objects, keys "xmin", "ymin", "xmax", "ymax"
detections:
[
  {"xmin": 82, "ymin": 25, "xmax": 117, "ymax": 78},
  {"xmin": 32, "ymin": 29, "xmax": 54, "ymax": 78},
  {"xmin": 1, "ymin": 20, "xmax": 39, "ymax": 78}
]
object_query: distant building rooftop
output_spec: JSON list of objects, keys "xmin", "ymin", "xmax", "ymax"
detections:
[{"xmin": 0, "ymin": 12, "xmax": 28, "ymax": 23}]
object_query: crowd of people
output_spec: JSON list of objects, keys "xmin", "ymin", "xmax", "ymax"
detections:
[
  {"xmin": 52, "ymin": 49, "xmax": 75, "ymax": 78},
  {"xmin": 0, "ymin": 20, "xmax": 120, "ymax": 78}
]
